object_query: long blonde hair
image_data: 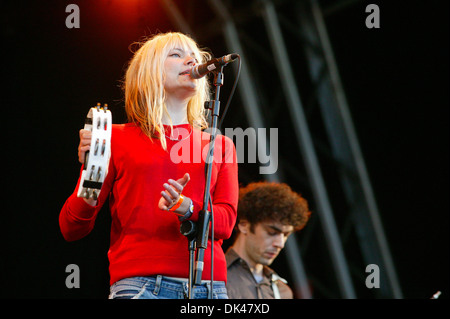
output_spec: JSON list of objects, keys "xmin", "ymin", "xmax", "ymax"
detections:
[{"xmin": 124, "ymin": 32, "xmax": 211, "ymax": 150}]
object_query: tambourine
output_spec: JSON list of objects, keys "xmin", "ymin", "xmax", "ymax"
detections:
[{"xmin": 77, "ymin": 103, "xmax": 112, "ymax": 200}]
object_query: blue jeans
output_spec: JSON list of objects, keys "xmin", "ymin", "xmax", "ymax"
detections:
[{"xmin": 109, "ymin": 276, "xmax": 228, "ymax": 299}]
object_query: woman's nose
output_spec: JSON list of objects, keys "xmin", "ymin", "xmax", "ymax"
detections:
[{"xmin": 185, "ymin": 55, "xmax": 196, "ymax": 66}]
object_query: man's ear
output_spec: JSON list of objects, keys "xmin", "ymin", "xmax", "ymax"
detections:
[{"xmin": 237, "ymin": 220, "xmax": 250, "ymax": 234}]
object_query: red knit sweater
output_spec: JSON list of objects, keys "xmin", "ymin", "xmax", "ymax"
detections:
[{"xmin": 59, "ymin": 123, "xmax": 238, "ymax": 285}]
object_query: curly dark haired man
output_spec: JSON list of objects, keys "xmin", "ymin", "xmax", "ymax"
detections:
[{"xmin": 225, "ymin": 181, "xmax": 311, "ymax": 299}]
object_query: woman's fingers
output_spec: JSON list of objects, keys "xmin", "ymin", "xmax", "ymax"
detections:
[
  {"xmin": 158, "ymin": 195, "xmax": 170, "ymax": 211},
  {"xmin": 78, "ymin": 129, "xmax": 92, "ymax": 164},
  {"xmin": 177, "ymin": 173, "xmax": 190, "ymax": 187},
  {"xmin": 168, "ymin": 179, "xmax": 183, "ymax": 193},
  {"xmin": 161, "ymin": 190, "xmax": 173, "ymax": 205},
  {"xmin": 164, "ymin": 183, "xmax": 179, "ymax": 198},
  {"xmin": 79, "ymin": 129, "xmax": 92, "ymax": 142},
  {"xmin": 160, "ymin": 173, "xmax": 191, "ymax": 211}
]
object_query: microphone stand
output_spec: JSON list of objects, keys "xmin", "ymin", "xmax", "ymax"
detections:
[
  {"xmin": 180, "ymin": 66, "xmax": 225, "ymax": 299},
  {"xmin": 180, "ymin": 220, "xmax": 197, "ymax": 299}
]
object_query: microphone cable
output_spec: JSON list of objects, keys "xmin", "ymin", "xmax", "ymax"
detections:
[
  {"xmin": 218, "ymin": 54, "xmax": 241, "ymax": 130},
  {"xmin": 209, "ymin": 195, "xmax": 214, "ymax": 299}
]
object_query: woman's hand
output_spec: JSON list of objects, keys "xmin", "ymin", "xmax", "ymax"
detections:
[
  {"xmin": 159, "ymin": 173, "xmax": 192, "ymax": 215},
  {"xmin": 78, "ymin": 129, "xmax": 92, "ymax": 164},
  {"xmin": 77, "ymin": 129, "xmax": 98, "ymax": 206}
]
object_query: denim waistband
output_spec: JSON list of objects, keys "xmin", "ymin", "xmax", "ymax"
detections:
[
  {"xmin": 110, "ymin": 275, "xmax": 227, "ymax": 299},
  {"xmin": 161, "ymin": 275, "xmax": 225, "ymax": 285},
  {"xmin": 112, "ymin": 275, "xmax": 225, "ymax": 289}
]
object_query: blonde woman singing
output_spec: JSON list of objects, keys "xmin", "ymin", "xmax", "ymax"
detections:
[{"xmin": 59, "ymin": 32, "xmax": 238, "ymax": 299}]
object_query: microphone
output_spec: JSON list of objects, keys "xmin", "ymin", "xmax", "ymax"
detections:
[{"xmin": 190, "ymin": 53, "xmax": 239, "ymax": 79}]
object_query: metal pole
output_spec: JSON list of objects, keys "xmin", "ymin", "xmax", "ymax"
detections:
[
  {"xmin": 307, "ymin": 0, "xmax": 403, "ymax": 298},
  {"xmin": 208, "ymin": 0, "xmax": 313, "ymax": 299},
  {"xmin": 260, "ymin": 0, "xmax": 356, "ymax": 298},
  {"xmin": 159, "ymin": 0, "xmax": 195, "ymax": 36}
]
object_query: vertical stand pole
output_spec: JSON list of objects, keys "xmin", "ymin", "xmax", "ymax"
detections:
[{"xmin": 182, "ymin": 67, "xmax": 225, "ymax": 299}]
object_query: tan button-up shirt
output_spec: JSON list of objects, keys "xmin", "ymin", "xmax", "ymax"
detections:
[{"xmin": 225, "ymin": 248, "xmax": 293, "ymax": 299}]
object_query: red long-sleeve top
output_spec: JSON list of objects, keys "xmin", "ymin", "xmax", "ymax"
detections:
[{"xmin": 59, "ymin": 123, "xmax": 238, "ymax": 285}]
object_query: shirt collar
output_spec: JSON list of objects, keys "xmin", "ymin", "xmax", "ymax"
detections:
[
  {"xmin": 226, "ymin": 247, "xmax": 288, "ymax": 283},
  {"xmin": 225, "ymin": 247, "xmax": 242, "ymax": 268}
]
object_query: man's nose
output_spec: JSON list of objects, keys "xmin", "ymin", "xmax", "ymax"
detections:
[{"xmin": 273, "ymin": 233, "xmax": 286, "ymax": 249}]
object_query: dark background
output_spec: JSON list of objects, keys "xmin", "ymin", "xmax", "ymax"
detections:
[{"xmin": 1, "ymin": 0, "xmax": 448, "ymax": 299}]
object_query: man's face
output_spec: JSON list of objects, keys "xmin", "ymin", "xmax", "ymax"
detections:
[{"xmin": 239, "ymin": 220, "xmax": 294, "ymax": 267}]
